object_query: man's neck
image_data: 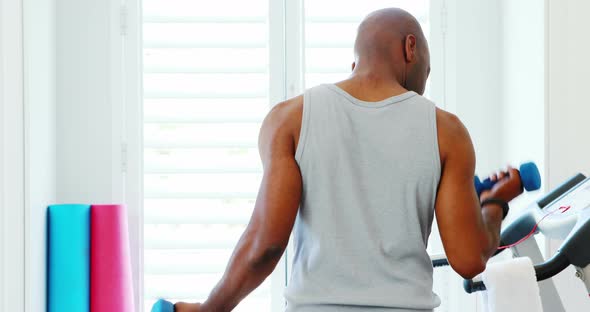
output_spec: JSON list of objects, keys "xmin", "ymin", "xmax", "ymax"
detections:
[{"xmin": 335, "ymin": 73, "xmax": 409, "ymax": 102}]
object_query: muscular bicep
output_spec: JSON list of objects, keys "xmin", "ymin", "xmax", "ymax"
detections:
[{"xmin": 435, "ymin": 112, "xmax": 487, "ymax": 277}]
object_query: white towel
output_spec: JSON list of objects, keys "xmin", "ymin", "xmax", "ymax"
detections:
[{"xmin": 481, "ymin": 257, "xmax": 543, "ymax": 312}]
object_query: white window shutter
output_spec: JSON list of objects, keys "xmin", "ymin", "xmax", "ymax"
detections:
[{"xmin": 143, "ymin": 0, "xmax": 272, "ymax": 311}]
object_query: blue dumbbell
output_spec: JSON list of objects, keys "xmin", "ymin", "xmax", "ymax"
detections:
[
  {"xmin": 152, "ymin": 299, "xmax": 174, "ymax": 312},
  {"xmin": 474, "ymin": 162, "xmax": 541, "ymax": 197}
]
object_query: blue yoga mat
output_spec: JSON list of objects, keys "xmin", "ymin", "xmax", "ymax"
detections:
[{"xmin": 48, "ymin": 204, "xmax": 90, "ymax": 312}]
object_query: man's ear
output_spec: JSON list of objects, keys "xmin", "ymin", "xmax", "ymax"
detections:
[
  {"xmin": 404, "ymin": 34, "xmax": 417, "ymax": 63},
  {"xmin": 351, "ymin": 62, "xmax": 356, "ymax": 71}
]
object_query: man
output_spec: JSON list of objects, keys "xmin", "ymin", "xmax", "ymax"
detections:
[{"xmin": 175, "ymin": 8, "xmax": 522, "ymax": 312}]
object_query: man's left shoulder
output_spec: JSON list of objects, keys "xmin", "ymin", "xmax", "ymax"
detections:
[{"xmin": 266, "ymin": 95, "xmax": 304, "ymax": 133}]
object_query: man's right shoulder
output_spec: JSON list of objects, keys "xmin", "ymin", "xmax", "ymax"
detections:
[{"xmin": 436, "ymin": 108, "xmax": 464, "ymax": 134}]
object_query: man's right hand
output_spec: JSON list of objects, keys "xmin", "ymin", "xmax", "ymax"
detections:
[{"xmin": 480, "ymin": 166, "xmax": 524, "ymax": 203}]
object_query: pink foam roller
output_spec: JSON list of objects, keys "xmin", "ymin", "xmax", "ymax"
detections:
[{"xmin": 91, "ymin": 204, "xmax": 135, "ymax": 312}]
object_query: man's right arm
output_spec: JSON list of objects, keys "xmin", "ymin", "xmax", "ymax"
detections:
[{"xmin": 434, "ymin": 109, "xmax": 521, "ymax": 279}]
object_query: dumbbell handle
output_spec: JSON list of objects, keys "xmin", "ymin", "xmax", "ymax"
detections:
[{"xmin": 474, "ymin": 162, "xmax": 541, "ymax": 196}]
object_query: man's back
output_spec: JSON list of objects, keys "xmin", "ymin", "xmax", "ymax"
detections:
[{"xmin": 285, "ymin": 84, "xmax": 441, "ymax": 311}]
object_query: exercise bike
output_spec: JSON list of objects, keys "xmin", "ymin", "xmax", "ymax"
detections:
[{"xmin": 431, "ymin": 169, "xmax": 590, "ymax": 311}]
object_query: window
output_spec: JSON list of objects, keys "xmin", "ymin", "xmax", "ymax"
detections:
[
  {"xmin": 142, "ymin": 1, "xmax": 448, "ymax": 311},
  {"xmin": 142, "ymin": 0, "xmax": 272, "ymax": 311}
]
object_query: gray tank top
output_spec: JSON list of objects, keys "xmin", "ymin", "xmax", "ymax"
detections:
[{"xmin": 284, "ymin": 84, "xmax": 442, "ymax": 312}]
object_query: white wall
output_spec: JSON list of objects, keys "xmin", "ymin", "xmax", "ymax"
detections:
[
  {"xmin": 500, "ymin": 0, "xmax": 545, "ymax": 186},
  {"xmin": 56, "ymin": 0, "xmax": 142, "ymax": 310},
  {"xmin": 545, "ymin": 0, "xmax": 590, "ymax": 310},
  {"xmin": 1, "ymin": 1, "xmax": 57, "ymax": 311},
  {"xmin": 56, "ymin": 0, "xmax": 120, "ymax": 203},
  {"xmin": 498, "ymin": 5, "xmax": 549, "ymax": 273},
  {"xmin": 446, "ymin": 0, "xmax": 545, "ymax": 177},
  {"xmin": 498, "ymin": 0, "xmax": 547, "ymax": 257},
  {"xmin": 445, "ymin": 0, "xmax": 504, "ymax": 175},
  {"xmin": 23, "ymin": 0, "xmax": 57, "ymax": 311},
  {"xmin": 0, "ymin": 0, "xmax": 26, "ymax": 310},
  {"xmin": 545, "ymin": 1, "xmax": 590, "ymax": 185}
]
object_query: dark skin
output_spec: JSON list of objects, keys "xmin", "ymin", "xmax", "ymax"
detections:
[{"xmin": 175, "ymin": 8, "xmax": 522, "ymax": 312}]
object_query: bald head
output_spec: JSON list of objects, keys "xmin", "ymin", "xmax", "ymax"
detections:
[
  {"xmin": 354, "ymin": 8, "xmax": 425, "ymax": 57},
  {"xmin": 352, "ymin": 8, "xmax": 430, "ymax": 95}
]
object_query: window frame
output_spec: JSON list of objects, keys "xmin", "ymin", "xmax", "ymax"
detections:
[{"xmin": 120, "ymin": 0, "xmax": 144, "ymax": 310}]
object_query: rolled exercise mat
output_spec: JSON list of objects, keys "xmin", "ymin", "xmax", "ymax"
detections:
[
  {"xmin": 48, "ymin": 204, "xmax": 91, "ymax": 312},
  {"xmin": 91, "ymin": 204, "xmax": 135, "ymax": 312}
]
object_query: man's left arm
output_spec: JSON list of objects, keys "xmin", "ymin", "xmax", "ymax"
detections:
[{"xmin": 176, "ymin": 100, "xmax": 303, "ymax": 312}]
